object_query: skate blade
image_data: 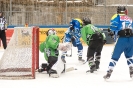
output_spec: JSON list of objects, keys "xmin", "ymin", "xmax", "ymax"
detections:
[
  {"xmin": 50, "ymin": 74, "xmax": 59, "ymax": 78},
  {"xmin": 86, "ymin": 69, "xmax": 97, "ymax": 73},
  {"xmin": 86, "ymin": 70, "xmax": 92, "ymax": 73},
  {"xmin": 86, "ymin": 67, "xmax": 97, "ymax": 73}
]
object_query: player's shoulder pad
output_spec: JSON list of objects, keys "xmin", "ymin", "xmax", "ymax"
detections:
[{"xmin": 111, "ymin": 14, "xmax": 118, "ymax": 20}]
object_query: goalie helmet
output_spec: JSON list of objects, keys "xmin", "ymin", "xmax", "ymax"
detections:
[
  {"xmin": 82, "ymin": 17, "xmax": 91, "ymax": 25},
  {"xmin": 117, "ymin": 6, "xmax": 126, "ymax": 14},
  {"xmin": 46, "ymin": 28, "xmax": 56, "ymax": 36}
]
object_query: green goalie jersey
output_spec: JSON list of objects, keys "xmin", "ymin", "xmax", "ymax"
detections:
[
  {"xmin": 39, "ymin": 35, "xmax": 60, "ymax": 61},
  {"xmin": 81, "ymin": 24, "xmax": 106, "ymax": 45}
]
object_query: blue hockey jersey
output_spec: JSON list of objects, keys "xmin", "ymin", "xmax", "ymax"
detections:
[{"xmin": 110, "ymin": 13, "xmax": 133, "ymax": 33}]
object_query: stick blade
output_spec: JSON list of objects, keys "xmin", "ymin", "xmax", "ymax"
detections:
[{"xmin": 65, "ymin": 67, "xmax": 76, "ymax": 72}]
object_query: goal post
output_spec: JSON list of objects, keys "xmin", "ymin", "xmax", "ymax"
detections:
[
  {"xmin": 0, "ymin": 26, "xmax": 39, "ymax": 79},
  {"xmin": 32, "ymin": 26, "xmax": 39, "ymax": 71}
]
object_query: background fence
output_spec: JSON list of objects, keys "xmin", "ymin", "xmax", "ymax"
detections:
[{"xmin": 0, "ymin": 0, "xmax": 133, "ymax": 26}]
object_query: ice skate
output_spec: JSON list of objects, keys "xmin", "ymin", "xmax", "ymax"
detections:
[
  {"xmin": 38, "ymin": 68, "xmax": 49, "ymax": 74},
  {"xmin": 86, "ymin": 62, "xmax": 96, "ymax": 73},
  {"xmin": 38, "ymin": 63, "xmax": 49, "ymax": 73},
  {"xmin": 103, "ymin": 69, "xmax": 113, "ymax": 80},
  {"xmin": 95, "ymin": 61, "xmax": 100, "ymax": 70},
  {"xmin": 88, "ymin": 65, "xmax": 96, "ymax": 73},
  {"xmin": 78, "ymin": 57, "xmax": 85, "ymax": 63},
  {"xmin": 48, "ymin": 69, "xmax": 59, "ymax": 78},
  {"xmin": 129, "ymin": 66, "xmax": 133, "ymax": 78}
]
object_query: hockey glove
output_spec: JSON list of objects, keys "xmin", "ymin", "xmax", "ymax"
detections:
[{"xmin": 57, "ymin": 42, "xmax": 71, "ymax": 52}]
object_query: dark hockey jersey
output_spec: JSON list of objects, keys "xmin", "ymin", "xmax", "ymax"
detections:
[{"xmin": 0, "ymin": 17, "xmax": 7, "ymax": 30}]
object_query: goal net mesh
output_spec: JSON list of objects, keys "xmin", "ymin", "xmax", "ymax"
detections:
[{"xmin": 0, "ymin": 27, "xmax": 39, "ymax": 79}]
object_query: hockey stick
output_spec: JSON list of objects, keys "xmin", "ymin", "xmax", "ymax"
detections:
[
  {"xmin": 49, "ymin": 67, "xmax": 77, "ymax": 78},
  {"xmin": 65, "ymin": 67, "xmax": 77, "ymax": 72}
]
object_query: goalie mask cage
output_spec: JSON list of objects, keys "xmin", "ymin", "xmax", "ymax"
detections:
[{"xmin": 0, "ymin": 26, "xmax": 39, "ymax": 79}]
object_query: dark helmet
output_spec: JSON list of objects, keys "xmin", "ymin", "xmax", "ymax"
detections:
[
  {"xmin": 117, "ymin": 6, "xmax": 126, "ymax": 14},
  {"xmin": 82, "ymin": 17, "xmax": 91, "ymax": 25}
]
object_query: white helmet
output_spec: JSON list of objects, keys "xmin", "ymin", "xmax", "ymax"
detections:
[{"xmin": 47, "ymin": 28, "xmax": 56, "ymax": 36}]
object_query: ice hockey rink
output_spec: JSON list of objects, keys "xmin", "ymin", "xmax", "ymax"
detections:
[{"xmin": 0, "ymin": 44, "xmax": 133, "ymax": 88}]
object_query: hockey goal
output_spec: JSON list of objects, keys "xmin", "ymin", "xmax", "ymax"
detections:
[{"xmin": 0, "ymin": 26, "xmax": 39, "ymax": 79}]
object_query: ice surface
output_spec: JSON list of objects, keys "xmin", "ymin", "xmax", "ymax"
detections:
[{"xmin": 0, "ymin": 45, "xmax": 133, "ymax": 88}]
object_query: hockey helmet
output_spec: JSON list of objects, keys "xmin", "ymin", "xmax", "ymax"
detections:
[
  {"xmin": 117, "ymin": 6, "xmax": 126, "ymax": 14},
  {"xmin": 82, "ymin": 17, "xmax": 91, "ymax": 25},
  {"xmin": 71, "ymin": 18, "xmax": 83, "ymax": 28},
  {"xmin": 75, "ymin": 18, "xmax": 83, "ymax": 27},
  {"xmin": 46, "ymin": 28, "xmax": 56, "ymax": 36}
]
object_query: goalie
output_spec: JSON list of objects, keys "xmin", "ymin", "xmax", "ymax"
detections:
[{"xmin": 39, "ymin": 28, "xmax": 71, "ymax": 78}]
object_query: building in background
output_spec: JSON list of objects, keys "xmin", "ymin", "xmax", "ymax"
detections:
[{"xmin": 0, "ymin": 0, "xmax": 132, "ymax": 26}]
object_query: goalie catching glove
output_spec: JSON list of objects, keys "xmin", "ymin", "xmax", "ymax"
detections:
[{"xmin": 57, "ymin": 42, "xmax": 72, "ymax": 52}]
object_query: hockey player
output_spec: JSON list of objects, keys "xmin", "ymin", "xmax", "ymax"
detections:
[
  {"xmin": 81, "ymin": 17, "xmax": 106, "ymax": 73},
  {"xmin": 61, "ymin": 18, "xmax": 85, "ymax": 63},
  {"xmin": 39, "ymin": 28, "xmax": 71, "ymax": 78},
  {"xmin": 103, "ymin": 6, "xmax": 133, "ymax": 79}
]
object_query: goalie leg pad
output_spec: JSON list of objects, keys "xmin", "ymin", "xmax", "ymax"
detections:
[{"xmin": 50, "ymin": 55, "xmax": 66, "ymax": 78}]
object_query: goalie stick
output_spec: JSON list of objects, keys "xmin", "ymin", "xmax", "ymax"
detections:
[
  {"xmin": 49, "ymin": 67, "xmax": 77, "ymax": 78},
  {"xmin": 65, "ymin": 67, "xmax": 77, "ymax": 72}
]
